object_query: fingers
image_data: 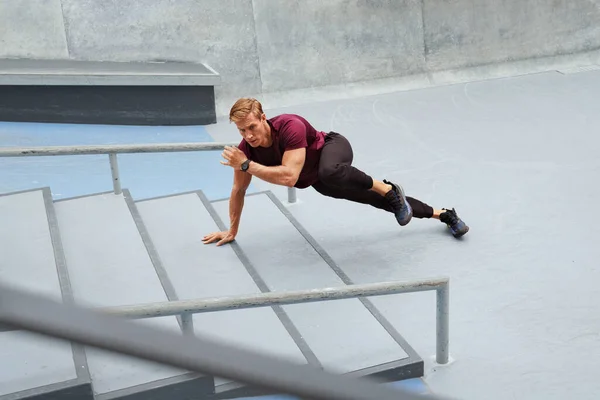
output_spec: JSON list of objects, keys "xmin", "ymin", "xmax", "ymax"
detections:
[
  {"xmin": 216, "ymin": 235, "xmax": 233, "ymax": 247},
  {"xmin": 221, "ymin": 149, "xmax": 233, "ymax": 166},
  {"xmin": 202, "ymin": 233, "xmax": 219, "ymax": 244},
  {"xmin": 203, "ymin": 232, "xmax": 234, "ymax": 246},
  {"xmin": 221, "ymin": 146, "xmax": 245, "ymax": 169}
]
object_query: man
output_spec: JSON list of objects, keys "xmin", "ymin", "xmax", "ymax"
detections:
[{"xmin": 203, "ymin": 98, "xmax": 469, "ymax": 247}]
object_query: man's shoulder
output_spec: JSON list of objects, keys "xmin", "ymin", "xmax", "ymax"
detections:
[
  {"xmin": 269, "ymin": 113, "xmax": 308, "ymax": 128},
  {"xmin": 269, "ymin": 113, "xmax": 303, "ymax": 121},
  {"xmin": 238, "ymin": 138, "xmax": 252, "ymax": 158}
]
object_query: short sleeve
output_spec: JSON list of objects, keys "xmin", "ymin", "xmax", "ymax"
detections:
[
  {"xmin": 238, "ymin": 139, "xmax": 252, "ymax": 159},
  {"xmin": 280, "ymin": 119, "xmax": 308, "ymax": 151}
]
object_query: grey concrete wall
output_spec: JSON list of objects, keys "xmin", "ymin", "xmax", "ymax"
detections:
[
  {"xmin": 252, "ymin": 0, "xmax": 426, "ymax": 92},
  {"xmin": 0, "ymin": 0, "xmax": 68, "ymax": 59},
  {"xmin": 1, "ymin": 0, "xmax": 599, "ymax": 102},
  {"xmin": 59, "ymin": 0, "xmax": 262, "ymax": 100},
  {"xmin": 423, "ymin": 0, "xmax": 600, "ymax": 71}
]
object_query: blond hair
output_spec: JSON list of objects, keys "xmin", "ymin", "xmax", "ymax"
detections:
[{"xmin": 229, "ymin": 98, "xmax": 264, "ymax": 123}]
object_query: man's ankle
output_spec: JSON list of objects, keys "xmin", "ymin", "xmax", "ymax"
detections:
[
  {"xmin": 432, "ymin": 209, "xmax": 444, "ymax": 219},
  {"xmin": 371, "ymin": 179, "xmax": 393, "ymax": 196}
]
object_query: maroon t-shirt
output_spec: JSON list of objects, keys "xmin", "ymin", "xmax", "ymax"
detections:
[{"xmin": 238, "ymin": 114, "xmax": 326, "ymax": 188}]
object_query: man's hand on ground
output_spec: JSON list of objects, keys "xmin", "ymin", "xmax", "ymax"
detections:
[{"xmin": 202, "ymin": 230, "xmax": 236, "ymax": 246}]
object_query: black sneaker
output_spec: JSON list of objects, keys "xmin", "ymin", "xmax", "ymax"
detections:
[
  {"xmin": 439, "ymin": 208, "xmax": 469, "ymax": 238},
  {"xmin": 383, "ymin": 179, "xmax": 413, "ymax": 226}
]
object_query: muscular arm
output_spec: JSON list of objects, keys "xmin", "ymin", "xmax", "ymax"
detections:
[
  {"xmin": 228, "ymin": 168, "xmax": 252, "ymax": 235},
  {"xmin": 246, "ymin": 147, "xmax": 306, "ymax": 187}
]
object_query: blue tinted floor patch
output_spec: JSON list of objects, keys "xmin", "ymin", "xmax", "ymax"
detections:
[
  {"xmin": 0, "ymin": 121, "xmax": 253, "ymax": 200},
  {"xmin": 386, "ymin": 377, "xmax": 430, "ymax": 394},
  {"xmin": 232, "ymin": 378, "xmax": 430, "ymax": 399}
]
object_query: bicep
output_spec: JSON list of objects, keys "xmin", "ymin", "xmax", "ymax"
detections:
[
  {"xmin": 280, "ymin": 120, "xmax": 307, "ymax": 175},
  {"xmin": 282, "ymin": 147, "xmax": 306, "ymax": 176}
]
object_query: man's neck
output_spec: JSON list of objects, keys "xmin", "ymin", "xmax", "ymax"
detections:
[{"xmin": 264, "ymin": 121, "xmax": 273, "ymax": 147}]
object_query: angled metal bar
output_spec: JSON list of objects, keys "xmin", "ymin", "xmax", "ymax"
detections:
[{"xmin": 0, "ymin": 284, "xmax": 449, "ymax": 400}]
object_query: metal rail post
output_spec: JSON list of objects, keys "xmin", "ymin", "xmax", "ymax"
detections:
[
  {"xmin": 287, "ymin": 187, "xmax": 297, "ymax": 203},
  {"xmin": 436, "ymin": 283, "xmax": 449, "ymax": 364},
  {"xmin": 181, "ymin": 313, "xmax": 194, "ymax": 337},
  {"xmin": 108, "ymin": 153, "xmax": 122, "ymax": 195}
]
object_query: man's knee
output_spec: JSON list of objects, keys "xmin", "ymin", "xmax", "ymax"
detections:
[{"xmin": 318, "ymin": 163, "xmax": 349, "ymax": 186}]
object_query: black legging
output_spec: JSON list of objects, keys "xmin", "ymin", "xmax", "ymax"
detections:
[{"xmin": 311, "ymin": 132, "xmax": 434, "ymax": 219}]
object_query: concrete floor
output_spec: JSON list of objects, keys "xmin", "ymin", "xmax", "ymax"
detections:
[
  {"xmin": 2, "ymin": 68, "xmax": 600, "ymax": 399},
  {"xmin": 207, "ymin": 69, "xmax": 600, "ymax": 400}
]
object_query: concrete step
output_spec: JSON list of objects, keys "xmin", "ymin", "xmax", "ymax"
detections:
[
  {"xmin": 134, "ymin": 191, "xmax": 311, "ymax": 398},
  {"xmin": 0, "ymin": 188, "xmax": 93, "ymax": 399},
  {"xmin": 52, "ymin": 191, "xmax": 213, "ymax": 399},
  {"xmin": 0, "ymin": 58, "xmax": 220, "ymax": 125},
  {"xmin": 211, "ymin": 191, "xmax": 423, "ymax": 380}
]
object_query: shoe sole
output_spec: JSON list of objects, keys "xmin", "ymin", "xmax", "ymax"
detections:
[{"xmin": 452, "ymin": 225, "xmax": 469, "ymax": 238}]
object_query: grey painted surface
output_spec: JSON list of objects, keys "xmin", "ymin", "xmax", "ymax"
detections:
[
  {"xmin": 0, "ymin": 0, "xmax": 68, "ymax": 59},
  {"xmin": 423, "ymin": 0, "xmax": 600, "ymax": 71},
  {"xmin": 0, "ymin": 59, "xmax": 220, "ymax": 86},
  {"xmin": 53, "ymin": 193, "xmax": 188, "ymax": 395},
  {"xmin": 252, "ymin": 0, "xmax": 425, "ymax": 92},
  {"xmin": 60, "ymin": 0, "xmax": 260, "ymax": 100},
  {"xmin": 221, "ymin": 70, "xmax": 600, "ymax": 399},
  {"xmin": 0, "ymin": 190, "xmax": 77, "ymax": 395},
  {"xmin": 212, "ymin": 194, "xmax": 409, "ymax": 373},
  {"xmin": 134, "ymin": 193, "xmax": 309, "ymax": 387}
]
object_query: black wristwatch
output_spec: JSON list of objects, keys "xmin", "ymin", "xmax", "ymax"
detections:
[{"xmin": 240, "ymin": 159, "xmax": 251, "ymax": 172}]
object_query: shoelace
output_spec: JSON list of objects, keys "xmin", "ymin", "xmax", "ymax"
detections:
[
  {"xmin": 385, "ymin": 191, "xmax": 404, "ymax": 210},
  {"xmin": 444, "ymin": 209, "xmax": 459, "ymax": 225}
]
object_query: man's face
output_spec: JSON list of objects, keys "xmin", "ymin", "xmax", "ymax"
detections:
[{"xmin": 235, "ymin": 113, "xmax": 269, "ymax": 148}]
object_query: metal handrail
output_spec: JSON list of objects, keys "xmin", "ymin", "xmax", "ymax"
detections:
[
  {"xmin": 0, "ymin": 277, "xmax": 450, "ymax": 364},
  {"xmin": 0, "ymin": 283, "xmax": 449, "ymax": 400},
  {"xmin": 101, "ymin": 276, "xmax": 450, "ymax": 365},
  {"xmin": 0, "ymin": 280, "xmax": 451, "ymax": 400},
  {"xmin": 0, "ymin": 142, "xmax": 298, "ymax": 203}
]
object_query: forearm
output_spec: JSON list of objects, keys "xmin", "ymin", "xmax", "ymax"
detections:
[
  {"xmin": 247, "ymin": 161, "xmax": 297, "ymax": 187},
  {"xmin": 228, "ymin": 189, "xmax": 245, "ymax": 235}
]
